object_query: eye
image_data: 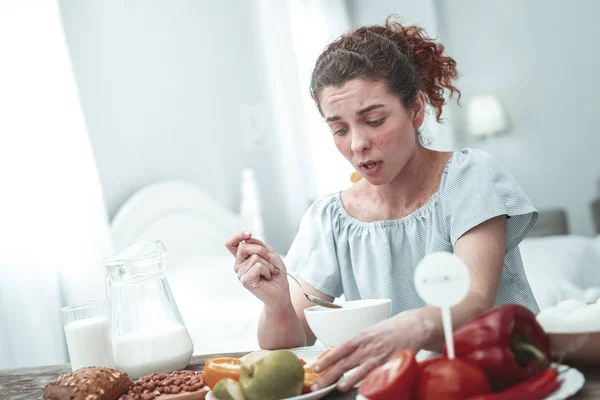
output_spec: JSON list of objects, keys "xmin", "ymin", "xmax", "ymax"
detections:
[
  {"xmin": 367, "ymin": 118, "xmax": 385, "ymax": 127},
  {"xmin": 334, "ymin": 127, "xmax": 348, "ymax": 136}
]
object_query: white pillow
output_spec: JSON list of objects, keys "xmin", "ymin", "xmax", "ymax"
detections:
[
  {"xmin": 591, "ymin": 235, "xmax": 600, "ymax": 262},
  {"xmin": 520, "ymin": 235, "xmax": 600, "ymax": 290},
  {"xmin": 519, "ymin": 235, "xmax": 600, "ymax": 310},
  {"xmin": 526, "ymin": 275, "xmax": 586, "ymax": 311}
]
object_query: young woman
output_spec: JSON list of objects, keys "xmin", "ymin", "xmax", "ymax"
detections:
[{"xmin": 225, "ymin": 18, "xmax": 538, "ymax": 392}]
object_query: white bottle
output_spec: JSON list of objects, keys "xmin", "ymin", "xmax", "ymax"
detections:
[{"xmin": 240, "ymin": 168, "xmax": 264, "ymax": 240}]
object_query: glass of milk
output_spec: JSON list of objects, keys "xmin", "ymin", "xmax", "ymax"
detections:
[{"xmin": 60, "ymin": 300, "xmax": 115, "ymax": 371}]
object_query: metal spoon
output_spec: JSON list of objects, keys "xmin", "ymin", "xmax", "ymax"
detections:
[{"xmin": 270, "ymin": 263, "xmax": 342, "ymax": 309}]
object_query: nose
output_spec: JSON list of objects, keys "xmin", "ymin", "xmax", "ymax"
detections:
[{"xmin": 350, "ymin": 127, "xmax": 371, "ymax": 154}]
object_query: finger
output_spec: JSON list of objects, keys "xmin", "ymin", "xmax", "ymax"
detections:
[
  {"xmin": 336, "ymin": 359, "xmax": 379, "ymax": 392},
  {"xmin": 265, "ymin": 245, "xmax": 285, "ymax": 268},
  {"xmin": 224, "ymin": 231, "xmax": 252, "ymax": 255},
  {"xmin": 237, "ymin": 254, "xmax": 272, "ymax": 277},
  {"xmin": 236, "ymin": 254, "xmax": 278, "ymax": 275},
  {"xmin": 314, "ymin": 341, "xmax": 358, "ymax": 373},
  {"xmin": 244, "ymin": 237, "xmax": 268, "ymax": 248},
  {"xmin": 236, "ymin": 242, "xmax": 271, "ymax": 264},
  {"xmin": 313, "ymin": 354, "xmax": 360, "ymax": 392},
  {"xmin": 239, "ymin": 262, "xmax": 273, "ymax": 288},
  {"xmin": 242, "ymin": 240, "xmax": 285, "ymax": 271}
]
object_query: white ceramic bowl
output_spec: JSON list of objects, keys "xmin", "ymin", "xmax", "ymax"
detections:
[{"xmin": 304, "ymin": 299, "xmax": 392, "ymax": 347}]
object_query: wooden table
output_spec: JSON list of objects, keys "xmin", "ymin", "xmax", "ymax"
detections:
[{"xmin": 1, "ymin": 352, "xmax": 599, "ymax": 399}]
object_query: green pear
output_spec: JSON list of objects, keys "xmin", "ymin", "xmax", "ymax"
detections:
[
  {"xmin": 212, "ymin": 378, "xmax": 245, "ymax": 400},
  {"xmin": 239, "ymin": 350, "xmax": 304, "ymax": 400},
  {"xmin": 239, "ymin": 349, "xmax": 271, "ymax": 365}
]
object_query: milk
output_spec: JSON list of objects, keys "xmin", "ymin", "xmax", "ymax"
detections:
[
  {"xmin": 113, "ymin": 324, "xmax": 194, "ymax": 379},
  {"xmin": 64, "ymin": 316, "xmax": 115, "ymax": 371}
]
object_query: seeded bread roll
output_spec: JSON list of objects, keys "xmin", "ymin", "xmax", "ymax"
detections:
[{"xmin": 44, "ymin": 366, "xmax": 132, "ymax": 400}]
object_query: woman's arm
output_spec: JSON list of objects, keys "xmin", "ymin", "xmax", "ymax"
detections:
[
  {"xmin": 258, "ymin": 276, "xmax": 332, "ymax": 349},
  {"xmin": 415, "ymin": 214, "xmax": 507, "ymax": 351},
  {"xmin": 312, "ymin": 215, "xmax": 507, "ymax": 391}
]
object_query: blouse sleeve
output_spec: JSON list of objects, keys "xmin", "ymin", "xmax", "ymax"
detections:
[
  {"xmin": 284, "ymin": 196, "xmax": 343, "ymax": 298},
  {"xmin": 441, "ymin": 149, "xmax": 538, "ymax": 253}
]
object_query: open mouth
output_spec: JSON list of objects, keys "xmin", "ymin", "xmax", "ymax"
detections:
[{"xmin": 358, "ymin": 161, "xmax": 382, "ymax": 175}]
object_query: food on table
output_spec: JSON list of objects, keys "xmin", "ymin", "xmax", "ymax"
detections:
[
  {"xmin": 418, "ymin": 357, "xmax": 491, "ymax": 400},
  {"xmin": 445, "ymin": 303, "xmax": 551, "ymax": 391},
  {"xmin": 212, "ymin": 378, "xmax": 245, "ymax": 400},
  {"xmin": 239, "ymin": 350, "xmax": 271, "ymax": 364},
  {"xmin": 466, "ymin": 367, "xmax": 561, "ymax": 400},
  {"xmin": 301, "ymin": 347, "xmax": 332, "ymax": 394},
  {"xmin": 44, "ymin": 366, "xmax": 132, "ymax": 400},
  {"xmin": 119, "ymin": 370, "xmax": 207, "ymax": 400},
  {"xmin": 203, "ymin": 357, "xmax": 242, "ymax": 390},
  {"xmin": 239, "ymin": 349, "xmax": 304, "ymax": 400},
  {"xmin": 358, "ymin": 349, "xmax": 419, "ymax": 400},
  {"xmin": 203, "ymin": 348, "xmax": 331, "ymax": 398}
]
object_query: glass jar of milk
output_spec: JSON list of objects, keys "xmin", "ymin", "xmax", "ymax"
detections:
[{"xmin": 104, "ymin": 240, "xmax": 194, "ymax": 379}]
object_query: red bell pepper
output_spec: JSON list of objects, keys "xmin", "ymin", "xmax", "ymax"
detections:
[
  {"xmin": 358, "ymin": 349, "xmax": 419, "ymax": 400},
  {"xmin": 418, "ymin": 357, "xmax": 491, "ymax": 400},
  {"xmin": 445, "ymin": 304, "xmax": 551, "ymax": 391},
  {"xmin": 466, "ymin": 367, "xmax": 561, "ymax": 400}
]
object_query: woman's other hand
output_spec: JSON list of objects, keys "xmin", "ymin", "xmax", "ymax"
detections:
[
  {"xmin": 311, "ymin": 313, "xmax": 427, "ymax": 393},
  {"xmin": 225, "ymin": 231, "xmax": 290, "ymax": 307}
]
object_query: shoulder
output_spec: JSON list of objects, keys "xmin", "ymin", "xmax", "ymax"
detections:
[
  {"xmin": 300, "ymin": 192, "xmax": 343, "ymax": 227},
  {"xmin": 447, "ymin": 147, "xmax": 502, "ymax": 174},
  {"xmin": 442, "ymin": 148, "xmax": 510, "ymax": 190},
  {"xmin": 440, "ymin": 148, "xmax": 537, "ymax": 246}
]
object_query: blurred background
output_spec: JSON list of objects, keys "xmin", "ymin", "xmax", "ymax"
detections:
[{"xmin": 1, "ymin": 0, "xmax": 600, "ymax": 369}]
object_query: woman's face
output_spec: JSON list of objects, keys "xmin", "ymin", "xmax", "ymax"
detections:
[{"xmin": 319, "ymin": 79, "xmax": 425, "ymax": 185}]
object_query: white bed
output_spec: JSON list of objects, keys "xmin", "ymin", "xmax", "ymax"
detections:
[
  {"xmin": 111, "ymin": 180, "xmax": 263, "ymax": 355},
  {"xmin": 520, "ymin": 234, "xmax": 600, "ymax": 310}
]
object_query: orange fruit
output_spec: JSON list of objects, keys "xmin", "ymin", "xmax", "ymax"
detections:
[
  {"xmin": 202, "ymin": 356, "xmax": 242, "ymax": 390},
  {"xmin": 350, "ymin": 171, "xmax": 363, "ymax": 183},
  {"xmin": 302, "ymin": 348, "xmax": 334, "ymax": 394}
]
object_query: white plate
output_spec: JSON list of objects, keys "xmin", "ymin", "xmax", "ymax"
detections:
[
  {"xmin": 547, "ymin": 364, "xmax": 585, "ymax": 400},
  {"xmin": 355, "ymin": 364, "xmax": 585, "ymax": 400},
  {"xmin": 205, "ymin": 346, "xmax": 339, "ymax": 400},
  {"xmin": 206, "ymin": 383, "xmax": 337, "ymax": 400}
]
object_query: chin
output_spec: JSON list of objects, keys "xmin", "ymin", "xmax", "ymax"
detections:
[{"xmin": 362, "ymin": 175, "xmax": 391, "ymax": 186}]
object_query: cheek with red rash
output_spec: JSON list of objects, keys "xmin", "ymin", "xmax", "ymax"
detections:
[{"xmin": 372, "ymin": 130, "xmax": 396, "ymax": 150}]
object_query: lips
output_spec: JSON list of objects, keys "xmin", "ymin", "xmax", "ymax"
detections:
[
  {"xmin": 359, "ymin": 160, "xmax": 379, "ymax": 168},
  {"xmin": 358, "ymin": 160, "xmax": 382, "ymax": 176}
]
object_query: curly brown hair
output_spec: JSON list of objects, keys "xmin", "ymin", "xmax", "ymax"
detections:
[{"xmin": 310, "ymin": 17, "xmax": 461, "ymax": 123}]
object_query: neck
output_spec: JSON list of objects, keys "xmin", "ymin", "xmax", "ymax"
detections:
[{"xmin": 372, "ymin": 145, "xmax": 436, "ymax": 209}]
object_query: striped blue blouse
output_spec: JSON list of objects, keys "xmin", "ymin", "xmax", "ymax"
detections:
[{"xmin": 286, "ymin": 148, "xmax": 540, "ymax": 316}]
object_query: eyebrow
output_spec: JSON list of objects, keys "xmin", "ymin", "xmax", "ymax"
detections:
[{"xmin": 325, "ymin": 104, "xmax": 385, "ymax": 122}]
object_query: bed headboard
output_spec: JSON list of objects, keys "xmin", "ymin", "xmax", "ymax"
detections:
[
  {"xmin": 592, "ymin": 198, "xmax": 600, "ymax": 235},
  {"xmin": 527, "ymin": 197, "xmax": 600, "ymax": 238},
  {"xmin": 527, "ymin": 208, "xmax": 570, "ymax": 237}
]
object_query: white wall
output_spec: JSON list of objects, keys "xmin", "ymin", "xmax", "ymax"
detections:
[
  {"xmin": 347, "ymin": 0, "xmax": 438, "ymax": 34},
  {"xmin": 58, "ymin": 0, "xmax": 301, "ymax": 252},
  {"xmin": 436, "ymin": 0, "xmax": 600, "ymax": 235}
]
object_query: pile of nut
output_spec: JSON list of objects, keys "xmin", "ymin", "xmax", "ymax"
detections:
[{"xmin": 119, "ymin": 370, "xmax": 205, "ymax": 400}]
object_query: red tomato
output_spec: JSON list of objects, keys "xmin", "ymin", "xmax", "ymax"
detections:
[
  {"xmin": 419, "ymin": 358, "xmax": 491, "ymax": 400},
  {"xmin": 358, "ymin": 349, "xmax": 419, "ymax": 400}
]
